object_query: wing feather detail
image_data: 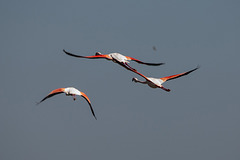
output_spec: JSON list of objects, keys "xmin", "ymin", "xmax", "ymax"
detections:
[
  {"xmin": 126, "ymin": 56, "xmax": 165, "ymax": 66},
  {"xmin": 80, "ymin": 92, "xmax": 97, "ymax": 120},
  {"xmin": 37, "ymin": 88, "xmax": 65, "ymax": 105},
  {"xmin": 160, "ymin": 66, "xmax": 199, "ymax": 82}
]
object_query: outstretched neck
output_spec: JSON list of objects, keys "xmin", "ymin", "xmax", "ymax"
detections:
[{"xmin": 132, "ymin": 78, "xmax": 147, "ymax": 84}]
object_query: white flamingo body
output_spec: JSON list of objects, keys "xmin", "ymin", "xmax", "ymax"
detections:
[
  {"xmin": 132, "ymin": 77, "xmax": 165, "ymax": 89},
  {"xmin": 63, "ymin": 49, "xmax": 164, "ymax": 71},
  {"xmin": 64, "ymin": 87, "xmax": 81, "ymax": 96},
  {"xmin": 37, "ymin": 87, "xmax": 96, "ymax": 119},
  {"xmin": 132, "ymin": 66, "xmax": 199, "ymax": 92},
  {"xmin": 108, "ymin": 53, "xmax": 129, "ymax": 63},
  {"xmin": 146, "ymin": 78, "xmax": 164, "ymax": 88}
]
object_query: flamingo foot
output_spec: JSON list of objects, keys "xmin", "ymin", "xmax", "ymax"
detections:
[
  {"xmin": 72, "ymin": 95, "xmax": 76, "ymax": 101},
  {"xmin": 161, "ymin": 87, "xmax": 171, "ymax": 92}
]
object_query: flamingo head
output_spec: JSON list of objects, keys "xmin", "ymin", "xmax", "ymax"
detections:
[
  {"xmin": 95, "ymin": 52, "xmax": 102, "ymax": 56},
  {"xmin": 132, "ymin": 77, "xmax": 138, "ymax": 82}
]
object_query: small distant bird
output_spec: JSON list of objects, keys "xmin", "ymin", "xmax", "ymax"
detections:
[
  {"xmin": 152, "ymin": 46, "xmax": 157, "ymax": 51},
  {"xmin": 37, "ymin": 87, "xmax": 96, "ymax": 119},
  {"xmin": 63, "ymin": 49, "xmax": 164, "ymax": 71},
  {"xmin": 132, "ymin": 66, "xmax": 199, "ymax": 92}
]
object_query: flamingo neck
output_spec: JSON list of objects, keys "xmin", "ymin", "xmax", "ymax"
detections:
[{"xmin": 136, "ymin": 79, "xmax": 147, "ymax": 84}]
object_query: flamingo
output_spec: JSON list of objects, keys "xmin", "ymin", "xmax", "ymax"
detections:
[
  {"xmin": 63, "ymin": 49, "xmax": 164, "ymax": 71},
  {"xmin": 131, "ymin": 66, "xmax": 199, "ymax": 92},
  {"xmin": 37, "ymin": 87, "xmax": 97, "ymax": 119}
]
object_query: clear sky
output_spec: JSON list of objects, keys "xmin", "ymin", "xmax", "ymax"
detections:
[{"xmin": 1, "ymin": 0, "xmax": 240, "ymax": 160}]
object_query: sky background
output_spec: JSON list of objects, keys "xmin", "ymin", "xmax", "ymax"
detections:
[{"xmin": 1, "ymin": 0, "xmax": 240, "ymax": 159}]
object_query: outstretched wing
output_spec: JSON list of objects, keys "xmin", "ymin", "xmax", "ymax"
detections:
[
  {"xmin": 63, "ymin": 49, "xmax": 109, "ymax": 59},
  {"xmin": 126, "ymin": 56, "xmax": 165, "ymax": 66},
  {"xmin": 37, "ymin": 88, "xmax": 65, "ymax": 105},
  {"xmin": 160, "ymin": 66, "xmax": 200, "ymax": 82},
  {"xmin": 80, "ymin": 92, "xmax": 97, "ymax": 120}
]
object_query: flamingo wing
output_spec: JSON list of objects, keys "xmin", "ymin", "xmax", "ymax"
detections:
[
  {"xmin": 80, "ymin": 92, "xmax": 97, "ymax": 120},
  {"xmin": 37, "ymin": 88, "xmax": 65, "ymax": 105},
  {"xmin": 63, "ymin": 49, "xmax": 108, "ymax": 59},
  {"xmin": 126, "ymin": 56, "xmax": 165, "ymax": 66},
  {"xmin": 160, "ymin": 66, "xmax": 199, "ymax": 82}
]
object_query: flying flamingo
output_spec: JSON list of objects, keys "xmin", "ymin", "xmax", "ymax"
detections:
[
  {"xmin": 37, "ymin": 87, "xmax": 97, "ymax": 119},
  {"xmin": 131, "ymin": 66, "xmax": 199, "ymax": 92},
  {"xmin": 63, "ymin": 49, "xmax": 164, "ymax": 71}
]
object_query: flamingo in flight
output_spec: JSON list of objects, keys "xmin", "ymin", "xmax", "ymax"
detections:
[
  {"xmin": 63, "ymin": 49, "xmax": 164, "ymax": 71},
  {"xmin": 131, "ymin": 66, "xmax": 199, "ymax": 92},
  {"xmin": 37, "ymin": 87, "xmax": 97, "ymax": 119}
]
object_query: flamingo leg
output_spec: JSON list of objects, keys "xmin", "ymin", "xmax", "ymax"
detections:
[
  {"xmin": 160, "ymin": 86, "xmax": 171, "ymax": 92},
  {"xmin": 124, "ymin": 62, "xmax": 137, "ymax": 71},
  {"xmin": 72, "ymin": 94, "xmax": 76, "ymax": 101}
]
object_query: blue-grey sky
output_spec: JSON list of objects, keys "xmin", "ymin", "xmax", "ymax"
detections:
[{"xmin": 1, "ymin": 0, "xmax": 240, "ymax": 160}]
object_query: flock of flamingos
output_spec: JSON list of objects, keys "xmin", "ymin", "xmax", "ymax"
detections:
[{"xmin": 37, "ymin": 49, "xmax": 199, "ymax": 120}]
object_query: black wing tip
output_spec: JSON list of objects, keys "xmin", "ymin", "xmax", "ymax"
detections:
[
  {"xmin": 81, "ymin": 95, "xmax": 97, "ymax": 120},
  {"xmin": 63, "ymin": 49, "xmax": 69, "ymax": 53},
  {"xmin": 36, "ymin": 98, "xmax": 45, "ymax": 105},
  {"xmin": 36, "ymin": 99, "xmax": 44, "ymax": 105},
  {"xmin": 63, "ymin": 49, "xmax": 73, "ymax": 55},
  {"xmin": 187, "ymin": 65, "xmax": 200, "ymax": 74},
  {"xmin": 91, "ymin": 106, "xmax": 97, "ymax": 120},
  {"xmin": 149, "ymin": 62, "xmax": 165, "ymax": 66},
  {"xmin": 158, "ymin": 62, "xmax": 165, "ymax": 66},
  {"xmin": 192, "ymin": 65, "xmax": 200, "ymax": 72},
  {"xmin": 142, "ymin": 62, "xmax": 165, "ymax": 66},
  {"xmin": 91, "ymin": 108, "xmax": 97, "ymax": 120},
  {"xmin": 90, "ymin": 105, "xmax": 97, "ymax": 120}
]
